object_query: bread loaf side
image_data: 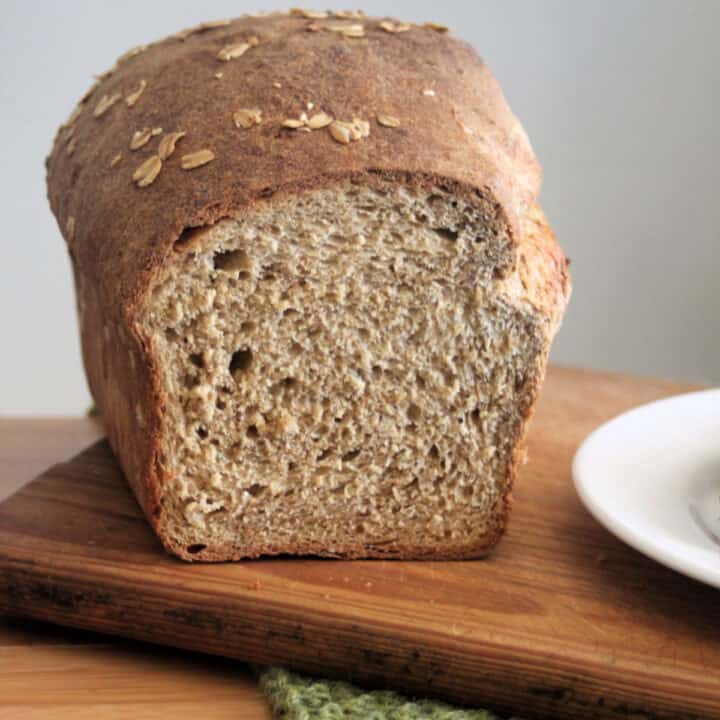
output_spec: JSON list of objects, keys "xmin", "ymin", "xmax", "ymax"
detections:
[{"xmin": 46, "ymin": 11, "xmax": 570, "ymax": 560}]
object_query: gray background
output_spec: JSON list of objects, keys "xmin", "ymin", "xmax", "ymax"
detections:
[{"xmin": 1, "ymin": 0, "xmax": 718, "ymax": 415}]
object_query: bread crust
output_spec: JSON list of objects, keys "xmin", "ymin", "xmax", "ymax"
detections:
[{"xmin": 46, "ymin": 12, "xmax": 569, "ymax": 560}]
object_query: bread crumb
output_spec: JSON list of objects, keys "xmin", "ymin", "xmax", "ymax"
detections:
[{"xmin": 139, "ymin": 183, "xmax": 556, "ymax": 560}]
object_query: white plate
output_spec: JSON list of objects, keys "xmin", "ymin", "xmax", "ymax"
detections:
[{"xmin": 573, "ymin": 389, "xmax": 720, "ymax": 589}]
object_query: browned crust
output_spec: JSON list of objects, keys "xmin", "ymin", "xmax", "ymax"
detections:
[
  {"xmin": 514, "ymin": 203, "xmax": 571, "ymax": 330},
  {"xmin": 46, "ymin": 12, "xmax": 569, "ymax": 561},
  {"xmin": 164, "ymin": 525, "xmax": 506, "ymax": 562}
]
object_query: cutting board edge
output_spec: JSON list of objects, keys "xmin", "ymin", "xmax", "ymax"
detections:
[{"xmin": 0, "ymin": 547, "xmax": 717, "ymax": 720}]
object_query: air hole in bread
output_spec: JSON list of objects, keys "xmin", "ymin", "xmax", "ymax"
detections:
[
  {"xmin": 240, "ymin": 320, "xmax": 256, "ymax": 333},
  {"xmin": 186, "ymin": 543, "xmax": 207, "ymax": 554},
  {"xmin": 407, "ymin": 404, "xmax": 421, "ymax": 422},
  {"xmin": 433, "ymin": 227, "xmax": 459, "ymax": 242},
  {"xmin": 196, "ymin": 426, "xmax": 208, "ymax": 439},
  {"xmin": 189, "ymin": 353, "xmax": 203, "ymax": 369},
  {"xmin": 175, "ymin": 226, "xmax": 206, "ymax": 252},
  {"xmin": 246, "ymin": 483, "xmax": 265, "ymax": 497},
  {"xmin": 229, "ymin": 348, "xmax": 253, "ymax": 378},
  {"xmin": 270, "ymin": 376, "xmax": 297, "ymax": 397},
  {"xmin": 246, "ymin": 424, "xmax": 259, "ymax": 439},
  {"xmin": 214, "ymin": 249, "xmax": 250, "ymax": 272},
  {"xmin": 341, "ymin": 449, "xmax": 361, "ymax": 462},
  {"xmin": 317, "ymin": 448, "xmax": 332, "ymax": 461},
  {"xmin": 429, "ymin": 444, "xmax": 440, "ymax": 460}
]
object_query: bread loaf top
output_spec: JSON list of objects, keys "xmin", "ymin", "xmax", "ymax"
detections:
[{"xmin": 46, "ymin": 11, "xmax": 566, "ymax": 320}]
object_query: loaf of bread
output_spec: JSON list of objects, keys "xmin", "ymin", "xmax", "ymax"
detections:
[{"xmin": 46, "ymin": 10, "xmax": 570, "ymax": 561}]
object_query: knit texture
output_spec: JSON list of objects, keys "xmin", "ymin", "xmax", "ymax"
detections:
[{"xmin": 260, "ymin": 667, "xmax": 522, "ymax": 720}]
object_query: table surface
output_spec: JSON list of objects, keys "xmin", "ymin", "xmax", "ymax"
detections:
[{"xmin": 0, "ymin": 417, "xmax": 272, "ymax": 719}]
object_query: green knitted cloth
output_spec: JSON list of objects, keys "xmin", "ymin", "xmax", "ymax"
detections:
[{"xmin": 260, "ymin": 668, "xmax": 521, "ymax": 720}]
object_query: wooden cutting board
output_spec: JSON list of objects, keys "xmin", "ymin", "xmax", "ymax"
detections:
[{"xmin": 0, "ymin": 368, "xmax": 718, "ymax": 720}]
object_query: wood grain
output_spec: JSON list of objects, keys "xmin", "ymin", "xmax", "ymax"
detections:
[
  {"xmin": 0, "ymin": 367, "xmax": 717, "ymax": 720},
  {"xmin": 0, "ymin": 621, "xmax": 271, "ymax": 720}
]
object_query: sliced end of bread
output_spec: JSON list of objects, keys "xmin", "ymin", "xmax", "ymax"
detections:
[{"xmin": 141, "ymin": 181, "xmax": 550, "ymax": 560}]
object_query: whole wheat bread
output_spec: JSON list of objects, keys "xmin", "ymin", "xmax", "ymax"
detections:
[{"xmin": 46, "ymin": 10, "xmax": 570, "ymax": 561}]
